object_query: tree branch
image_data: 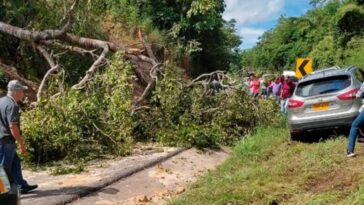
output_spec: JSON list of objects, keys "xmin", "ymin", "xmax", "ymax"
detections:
[
  {"xmin": 40, "ymin": 41, "xmax": 99, "ymax": 59},
  {"xmin": 36, "ymin": 45, "xmax": 60, "ymax": 102},
  {"xmin": 0, "ymin": 13, "xmax": 165, "ymax": 106},
  {"xmin": 189, "ymin": 70, "xmax": 226, "ymax": 86},
  {"xmin": 132, "ymin": 80, "xmax": 156, "ymax": 109},
  {"xmin": 92, "ymin": 123, "xmax": 118, "ymax": 145},
  {"xmin": 138, "ymin": 30, "xmax": 158, "ymax": 63},
  {"xmin": 72, "ymin": 45, "xmax": 110, "ymax": 89},
  {"xmin": 0, "ymin": 18, "xmax": 73, "ymax": 42},
  {"xmin": 37, "ymin": 45, "xmax": 57, "ymax": 67},
  {"xmin": 131, "ymin": 106, "xmax": 151, "ymax": 115},
  {"xmin": 61, "ymin": 33, "xmax": 120, "ymax": 51},
  {"xmin": 188, "ymin": 70, "xmax": 236, "ymax": 97}
]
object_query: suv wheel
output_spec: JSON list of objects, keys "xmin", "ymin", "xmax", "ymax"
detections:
[{"xmin": 290, "ymin": 132, "xmax": 302, "ymax": 141}]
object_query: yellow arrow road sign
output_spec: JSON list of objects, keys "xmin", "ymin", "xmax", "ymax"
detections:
[{"xmin": 296, "ymin": 58, "xmax": 313, "ymax": 79}]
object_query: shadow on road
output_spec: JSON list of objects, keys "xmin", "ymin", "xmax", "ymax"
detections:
[{"xmin": 20, "ymin": 185, "xmax": 111, "ymax": 200}]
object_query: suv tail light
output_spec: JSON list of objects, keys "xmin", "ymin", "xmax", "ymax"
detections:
[
  {"xmin": 288, "ymin": 99, "xmax": 304, "ymax": 108},
  {"xmin": 337, "ymin": 88, "xmax": 359, "ymax": 101}
]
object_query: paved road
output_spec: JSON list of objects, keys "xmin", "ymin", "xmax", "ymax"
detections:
[
  {"xmin": 21, "ymin": 147, "xmax": 186, "ymax": 205},
  {"xmin": 70, "ymin": 148, "xmax": 229, "ymax": 205}
]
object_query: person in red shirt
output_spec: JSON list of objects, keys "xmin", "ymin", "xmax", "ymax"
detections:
[
  {"xmin": 280, "ymin": 77, "xmax": 295, "ymax": 114},
  {"xmin": 249, "ymin": 74, "xmax": 260, "ymax": 98}
]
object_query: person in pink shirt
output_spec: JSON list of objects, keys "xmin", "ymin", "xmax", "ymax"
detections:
[{"xmin": 249, "ymin": 74, "xmax": 260, "ymax": 98}]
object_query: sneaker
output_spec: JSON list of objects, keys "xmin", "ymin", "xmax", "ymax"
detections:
[
  {"xmin": 347, "ymin": 152, "xmax": 356, "ymax": 158},
  {"xmin": 20, "ymin": 184, "xmax": 38, "ymax": 194}
]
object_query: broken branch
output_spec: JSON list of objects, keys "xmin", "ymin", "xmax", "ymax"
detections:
[
  {"xmin": 36, "ymin": 45, "xmax": 61, "ymax": 102},
  {"xmin": 72, "ymin": 45, "xmax": 110, "ymax": 89}
]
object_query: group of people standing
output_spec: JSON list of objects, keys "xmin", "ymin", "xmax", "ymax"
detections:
[
  {"xmin": 245, "ymin": 71, "xmax": 364, "ymax": 158},
  {"xmin": 247, "ymin": 73, "xmax": 296, "ymax": 114}
]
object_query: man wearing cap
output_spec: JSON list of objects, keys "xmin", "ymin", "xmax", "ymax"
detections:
[{"xmin": 0, "ymin": 80, "xmax": 37, "ymax": 194}]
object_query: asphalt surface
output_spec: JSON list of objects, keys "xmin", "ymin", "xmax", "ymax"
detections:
[
  {"xmin": 21, "ymin": 147, "xmax": 187, "ymax": 205},
  {"xmin": 70, "ymin": 148, "xmax": 229, "ymax": 205}
]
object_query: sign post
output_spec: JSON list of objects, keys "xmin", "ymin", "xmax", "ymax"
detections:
[{"xmin": 296, "ymin": 58, "xmax": 313, "ymax": 79}]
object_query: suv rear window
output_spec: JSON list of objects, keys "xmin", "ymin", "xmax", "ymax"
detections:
[{"xmin": 295, "ymin": 75, "xmax": 351, "ymax": 97}]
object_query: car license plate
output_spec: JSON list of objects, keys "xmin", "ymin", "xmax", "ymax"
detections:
[{"xmin": 313, "ymin": 102, "xmax": 330, "ymax": 111}]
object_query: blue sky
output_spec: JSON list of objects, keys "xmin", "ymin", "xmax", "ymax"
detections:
[{"xmin": 223, "ymin": 0, "xmax": 313, "ymax": 49}]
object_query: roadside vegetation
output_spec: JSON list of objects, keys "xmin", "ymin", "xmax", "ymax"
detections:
[
  {"xmin": 241, "ymin": 0, "xmax": 364, "ymax": 72},
  {"xmin": 170, "ymin": 123, "xmax": 364, "ymax": 205}
]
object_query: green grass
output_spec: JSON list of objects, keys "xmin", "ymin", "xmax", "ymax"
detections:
[{"xmin": 169, "ymin": 125, "xmax": 364, "ymax": 205}]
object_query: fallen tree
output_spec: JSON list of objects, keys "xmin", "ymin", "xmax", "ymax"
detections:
[
  {"xmin": 0, "ymin": 0, "xmax": 163, "ymax": 112},
  {"xmin": 0, "ymin": 0, "xmax": 283, "ymax": 167}
]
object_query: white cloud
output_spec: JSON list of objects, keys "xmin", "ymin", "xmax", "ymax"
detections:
[
  {"xmin": 240, "ymin": 28, "xmax": 265, "ymax": 37},
  {"xmin": 223, "ymin": 0, "xmax": 285, "ymax": 25},
  {"xmin": 223, "ymin": 0, "xmax": 286, "ymax": 48},
  {"xmin": 239, "ymin": 27, "xmax": 266, "ymax": 49}
]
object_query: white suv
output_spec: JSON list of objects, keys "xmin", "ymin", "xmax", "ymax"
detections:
[{"xmin": 288, "ymin": 66, "xmax": 362, "ymax": 140}]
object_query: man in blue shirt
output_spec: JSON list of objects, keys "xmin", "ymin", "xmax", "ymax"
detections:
[{"xmin": 0, "ymin": 80, "xmax": 37, "ymax": 194}]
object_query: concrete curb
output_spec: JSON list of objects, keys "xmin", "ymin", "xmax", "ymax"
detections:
[{"xmin": 53, "ymin": 148, "xmax": 188, "ymax": 205}]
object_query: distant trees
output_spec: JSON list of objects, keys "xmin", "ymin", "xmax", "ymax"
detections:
[{"xmin": 241, "ymin": 0, "xmax": 364, "ymax": 71}]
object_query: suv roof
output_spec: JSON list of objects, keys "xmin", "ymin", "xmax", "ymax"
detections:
[{"xmin": 300, "ymin": 66, "xmax": 356, "ymax": 83}]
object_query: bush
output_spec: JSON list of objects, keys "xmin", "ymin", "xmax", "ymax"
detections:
[
  {"xmin": 22, "ymin": 56, "xmax": 279, "ymax": 165},
  {"xmin": 22, "ymin": 52, "xmax": 134, "ymax": 164},
  {"xmin": 133, "ymin": 64, "xmax": 279, "ymax": 148}
]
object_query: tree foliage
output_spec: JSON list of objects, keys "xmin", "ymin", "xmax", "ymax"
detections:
[
  {"xmin": 241, "ymin": 0, "xmax": 364, "ymax": 71},
  {"xmin": 133, "ymin": 64, "xmax": 279, "ymax": 148},
  {"xmin": 22, "ymin": 53, "xmax": 134, "ymax": 163},
  {"xmin": 129, "ymin": 0, "xmax": 242, "ymax": 75}
]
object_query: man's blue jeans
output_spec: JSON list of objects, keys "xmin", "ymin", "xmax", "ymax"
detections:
[
  {"xmin": 348, "ymin": 112, "xmax": 364, "ymax": 153},
  {"xmin": 280, "ymin": 99, "xmax": 288, "ymax": 114},
  {"xmin": 0, "ymin": 143, "xmax": 29, "ymax": 188}
]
